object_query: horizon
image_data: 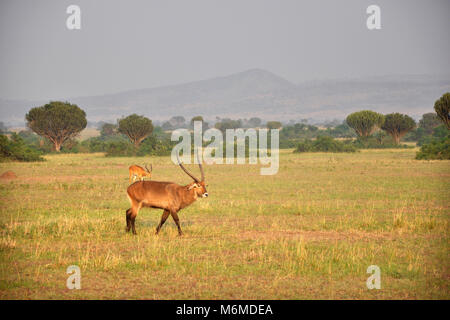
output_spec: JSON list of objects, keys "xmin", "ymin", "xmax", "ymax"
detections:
[
  {"xmin": 1, "ymin": 68, "xmax": 448, "ymax": 126},
  {"xmin": 2, "ymin": 68, "xmax": 450, "ymax": 102}
]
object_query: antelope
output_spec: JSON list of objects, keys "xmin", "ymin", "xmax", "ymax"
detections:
[
  {"xmin": 125, "ymin": 153, "xmax": 208, "ymax": 235},
  {"xmin": 129, "ymin": 164, "xmax": 152, "ymax": 184}
]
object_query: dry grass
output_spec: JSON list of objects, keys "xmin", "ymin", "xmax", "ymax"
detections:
[{"xmin": 0, "ymin": 149, "xmax": 449, "ymax": 299}]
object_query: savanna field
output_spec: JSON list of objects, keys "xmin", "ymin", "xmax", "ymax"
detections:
[{"xmin": 0, "ymin": 149, "xmax": 448, "ymax": 299}]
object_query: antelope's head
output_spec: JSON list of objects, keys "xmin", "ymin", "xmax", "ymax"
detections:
[{"xmin": 177, "ymin": 153, "xmax": 208, "ymax": 198}]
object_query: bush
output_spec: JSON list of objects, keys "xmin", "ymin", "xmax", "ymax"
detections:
[
  {"xmin": 104, "ymin": 136, "xmax": 175, "ymax": 157},
  {"xmin": 352, "ymin": 134, "xmax": 412, "ymax": 149},
  {"xmin": 324, "ymin": 122, "xmax": 356, "ymax": 138},
  {"xmin": 17, "ymin": 129, "xmax": 88, "ymax": 154},
  {"xmin": 416, "ymin": 137, "xmax": 450, "ymax": 160},
  {"xmin": 279, "ymin": 139, "xmax": 300, "ymax": 149},
  {"xmin": 0, "ymin": 134, "xmax": 44, "ymax": 162},
  {"xmin": 136, "ymin": 135, "xmax": 174, "ymax": 156},
  {"xmin": 294, "ymin": 136, "xmax": 357, "ymax": 153},
  {"xmin": 105, "ymin": 140, "xmax": 136, "ymax": 157},
  {"xmin": 80, "ymin": 134, "xmax": 129, "ymax": 153}
]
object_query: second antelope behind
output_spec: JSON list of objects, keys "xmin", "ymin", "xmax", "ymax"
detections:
[{"xmin": 129, "ymin": 164, "xmax": 152, "ymax": 183}]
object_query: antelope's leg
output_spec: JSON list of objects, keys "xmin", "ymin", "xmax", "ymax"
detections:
[
  {"xmin": 125, "ymin": 208, "xmax": 132, "ymax": 232},
  {"xmin": 130, "ymin": 216, "xmax": 136, "ymax": 235},
  {"xmin": 130, "ymin": 202, "xmax": 141, "ymax": 235},
  {"xmin": 155, "ymin": 209, "xmax": 170, "ymax": 235},
  {"xmin": 170, "ymin": 211, "xmax": 183, "ymax": 236}
]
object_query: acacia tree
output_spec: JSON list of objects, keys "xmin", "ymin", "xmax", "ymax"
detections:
[
  {"xmin": 190, "ymin": 116, "xmax": 208, "ymax": 130},
  {"xmin": 381, "ymin": 113, "xmax": 416, "ymax": 144},
  {"xmin": 190, "ymin": 115, "xmax": 203, "ymax": 124},
  {"xmin": 214, "ymin": 119, "xmax": 242, "ymax": 133},
  {"xmin": 25, "ymin": 101, "xmax": 87, "ymax": 152},
  {"xmin": 266, "ymin": 121, "xmax": 282, "ymax": 129},
  {"xmin": 346, "ymin": 110, "xmax": 384, "ymax": 138},
  {"xmin": 118, "ymin": 114, "xmax": 153, "ymax": 148},
  {"xmin": 434, "ymin": 92, "xmax": 450, "ymax": 129},
  {"xmin": 248, "ymin": 117, "xmax": 262, "ymax": 128}
]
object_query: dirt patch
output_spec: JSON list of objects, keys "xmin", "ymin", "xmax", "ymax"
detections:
[{"xmin": 0, "ymin": 171, "xmax": 17, "ymax": 180}]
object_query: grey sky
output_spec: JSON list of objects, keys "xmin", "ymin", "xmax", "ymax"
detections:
[{"xmin": 0, "ymin": 0, "xmax": 449, "ymax": 100}]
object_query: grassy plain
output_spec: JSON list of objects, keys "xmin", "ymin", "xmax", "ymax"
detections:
[{"xmin": 0, "ymin": 149, "xmax": 448, "ymax": 299}]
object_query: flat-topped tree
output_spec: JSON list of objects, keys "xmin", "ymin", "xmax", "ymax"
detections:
[
  {"xmin": 190, "ymin": 115, "xmax": 209, "ymax": 131},
  {"xmin": 266, "ymin": 121, "xmax": 282, "ymax": 130},
  {"xmin": 434, "ymin": 93, "xmax": 450, "ymax": 129},
  {"xmin": 190, "ymin": 116, "xmax": 204, "ymax": 125},
  {"xmin": 25, "ymin": 101, "xmax": 87, "ymax": 152},
  {"xmin": 346, "ymin": 110, "xmax": 384, "ymax": 138},
  {"xmin": 381, "ymin": 113, "xmax": 416, "ymax": 144},
  {"xmin": 118, "ymin": 114, "xmax": 154, "ymax": 148},
  {"xmin": 248, "ymin": 117, "xmax": 262, "ymax": 128}
]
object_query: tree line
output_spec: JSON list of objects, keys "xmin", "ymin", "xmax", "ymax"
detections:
[
  {"xmin": 293, "ymin": 93, "xmax": 449, "ymax": 158},
  {"xmin": 1, "ymin": 93, "xmax": 448, "ymax": 161}
]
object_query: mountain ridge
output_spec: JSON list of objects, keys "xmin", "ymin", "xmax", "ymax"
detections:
[{"xmin": 1, "ymin": 69, "xmax": 449, "ymax": 125}]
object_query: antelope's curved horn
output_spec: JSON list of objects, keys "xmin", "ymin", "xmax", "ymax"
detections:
[
  {"xmin": 176, "ymin": 153, "xmax": 199, "ymax": 182},
  {"xmin": 196, "ymin": 149, "xmax": 205, "ymax": 181}
]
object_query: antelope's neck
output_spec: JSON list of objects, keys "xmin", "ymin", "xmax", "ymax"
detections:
[{"xmin": 183, "ymin": 187, "xmax": 198, "ymax": 206}]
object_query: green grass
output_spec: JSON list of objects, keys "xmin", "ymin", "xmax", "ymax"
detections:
[{"xmin": 0, "ymin": 149, "xmax": 448, "ymax": 299}]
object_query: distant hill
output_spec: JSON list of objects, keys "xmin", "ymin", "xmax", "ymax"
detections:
[{"xmin": 1, "ymin": 69, "xmax": 449, "ymax": 126}]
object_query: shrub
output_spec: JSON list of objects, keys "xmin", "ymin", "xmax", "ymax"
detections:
[
  {"xmin": 105, "ymin": 140, "xmax": 136, "ymax": 157},
  {"xmin": 415, "ymin": 124, "xmax": 449, "ymax": 146},
  {"xmin": 0, "ymin": 134, "xmax": 44, "ymax": 162},
  {"xmin": 104, "ymin": 136, "xmax": 175, "ymax": 157},
  {"xmin": 136, "ymin": 135, "xmax": 174, "ymax": 156},
  {"xmin": 352, "ymin": 134, "xmax": 411, "ymax": 149},
  {"xmin": 294, "ymin": 136, "xmax": 357, "ymax": 153},
  {"xmin": 416, "ymin": 137, "xmax": 450, "ymax": 160}
]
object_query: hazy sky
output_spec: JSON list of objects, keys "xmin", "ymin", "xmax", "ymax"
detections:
[{"xmin": 0, "ymin": 0, "xmax": 449, "ymax": 100}]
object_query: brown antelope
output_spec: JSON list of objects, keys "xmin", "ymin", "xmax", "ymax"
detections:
[
  {"xmin": 129, "ymin": 164, "xmax": 152, "ymax": 183},
  {"xmin": 125, "ymin": 154, "xmax": 208, "ymax": 235}
]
